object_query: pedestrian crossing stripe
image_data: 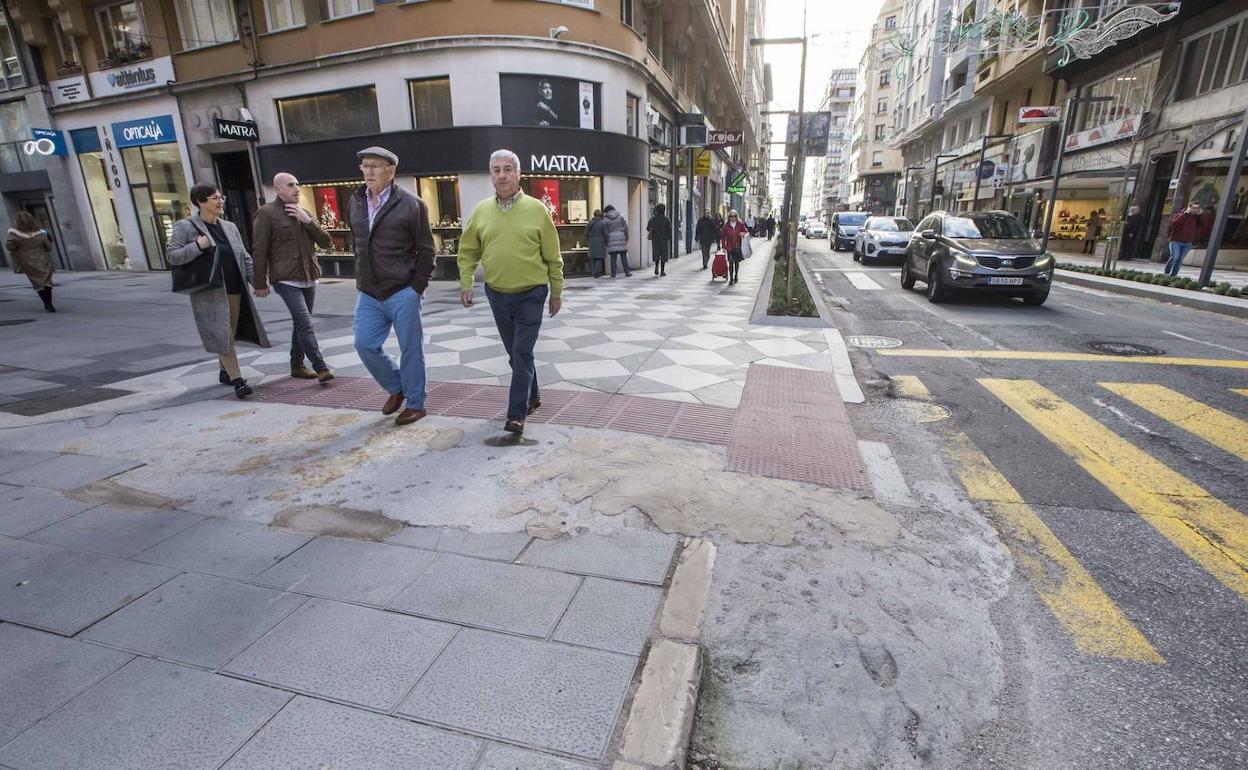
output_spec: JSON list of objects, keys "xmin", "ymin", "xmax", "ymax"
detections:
[
  {"xmin": 876, "ymin": 349, "xmax": 1248, "ymax": 369},
  {"xmin": 891, "ymin": 374, "xmax": 931, "ymax": 399},
  {"xmin": 944, "ymin": 431, "xmax": 1163, "ymax": 663},
  {"xmin": 1101, "ymin": 383, "xmax": 1248, "ymax": 463},
  {"xmin": 981, "ymin": 378, "xmax": 1248, "ymax": 604},
  {"xmin": 1234, "ymin": 388, "xmax": 1248, "ymax": 397}
]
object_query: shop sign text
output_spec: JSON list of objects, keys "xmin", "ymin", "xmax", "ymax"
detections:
[
  {"xmin": 214, "ymin": 118, "xmax": 259, "ymax": 142},
  {"xmin": 112, "ymin": 114, "xmax": 178, "ymax": 149},
  {"xmin": 1018, "ymin": 106, "xmax": 1061, "ymax": 125},
  {"xmin": 530, "ymin": 154, "xmax": 589, "ymax": 173},
  {"xmin": 49, "ymin": 75, "xmax": 89, "ymax": 106},
  {"xmin": 89, "ymin": 56, "xmax": 175, "ymax": 98},
  {"xmin": 1064, "ymin": 114, "xmax": 1140, "ymax": 152}
]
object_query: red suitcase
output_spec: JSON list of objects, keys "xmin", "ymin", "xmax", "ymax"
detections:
[{"xmin": 711, "ymin": 250, "xmax": 729, "ymax": 281}]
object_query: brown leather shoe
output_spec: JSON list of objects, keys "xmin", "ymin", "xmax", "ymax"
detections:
[
  {"xmin": 316, "ymin": 369, "xmax": 335, "ymax": 384},
  {"xmin": 291, "ymin": 366, "xmax": 318, "ymax": 379},
  {"xmin": 395, "ymin": 408, "xmax": 427, "ymax": 425},
  {"xmin": 382, "ymin": 392, "xmax": 405, "ymax": 415},
  {"xmin": 504, "ymin": 417, "xmax": 525, "ymax": 435}
]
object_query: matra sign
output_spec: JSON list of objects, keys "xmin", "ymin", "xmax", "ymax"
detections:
[
  {"xmin": 530, "ymin": 154, "xmax": 589, "ymax": 173},
  {"xmin": 214, "ymin": 118, "xmax": 259, "ymax": 142}
]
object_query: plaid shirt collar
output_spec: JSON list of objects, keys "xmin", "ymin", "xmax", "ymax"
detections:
[
  {"xmin": 495, "ymin": 189, "xmax": 524, "ymax": 211},
  {"xmin": 366, "ymin": 184, "xmax": 393, "ymax": 229}
]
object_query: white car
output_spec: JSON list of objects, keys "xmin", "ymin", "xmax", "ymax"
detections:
[
  {"xmin": 854, "ymin": 216, "xmax": 915, "ymax": 263},
  {"xmin": 806, "ymin": 222, "xmax": 827, "ymax": 238}
]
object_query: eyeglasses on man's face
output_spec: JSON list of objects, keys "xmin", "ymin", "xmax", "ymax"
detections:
[{"xmin": 360, "ymin": 163, "xmax": 390, "ymax": 171}]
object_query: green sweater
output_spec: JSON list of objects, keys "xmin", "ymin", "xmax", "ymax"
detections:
[{"xmin": 457, "ymin": 193, "xmax": 564, "ymax": 298}]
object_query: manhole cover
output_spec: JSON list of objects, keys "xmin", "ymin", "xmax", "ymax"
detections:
[
  {"xmin": 1085, "ymin": 341, "xmax": 1165, "ymax": 357},
  {"xmin": 847, "ymin": 335, "xmax": 904, "ymax": 349},
  {"xmin": 0, "ymin": 319, "xmax": 35, "ymax": 327}
]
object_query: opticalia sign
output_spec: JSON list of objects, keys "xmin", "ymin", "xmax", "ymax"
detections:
[
  {"xmin": 530, "ymin": 154, "xmax": 589, "ymax": 173},
  {"xmin": 112, "ymin": 114, "xmax": 178, "ymax": 149}
]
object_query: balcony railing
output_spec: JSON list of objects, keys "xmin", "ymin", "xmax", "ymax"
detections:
[
  {"xmin": 98, "ymin": 41, "xmax": 153, "ymax": 70},
  {"xmin": 0, "ymin": 141, "xmax": 53, "ymax": 174}
]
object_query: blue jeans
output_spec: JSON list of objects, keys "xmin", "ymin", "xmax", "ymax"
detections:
[
  {"xmin": 354, "ymin": 287, "xmax": 426, "ymax": 410},
  {"xmin": 273, "ymin": 283, "xmax": 324, "ymax": 371},
  {"xmin": 485, "ymin": 284, "xmax": 546, "ymax": 419},
  {"xmin": 610, "ymin": 251, "xmax": 631, "ymax": 277},
  {"xmin": 1165, "ymin": 241, "xmax": 1192, "ymax": 276}
]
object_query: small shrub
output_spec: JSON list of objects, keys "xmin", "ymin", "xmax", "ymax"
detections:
[{"xmin": 1215, "ymin": 285, "xmax": 1230, "ymax": 295}]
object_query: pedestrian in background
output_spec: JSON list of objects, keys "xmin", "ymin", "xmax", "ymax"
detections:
[
  {"xmin": 458, "ymin": 149, "xmax": 564, "ymax": 436},
  {"xmin": 1165, "ymin": 202, "xmax": 1207, "ymax": 277},
  {"xmin": 765, "ymin": 214, "xmax": 776, "ymax": 240},
  {"xmin": 1119, "ymin": 205, "xmax": 1143, "ymax": 262},
  {"xmin": 696, "ymin": 209, "xmax": 718, "ymax": 269},
  {"xmin": 166, "ymin": 183, "xmax": 271, "ymax": 399},
  {"xmin": 602, "ymin": 204, "xmax": 631, "ymax": 277},
  {"xmin": 1082, "ymin": 210, "xmax": 1101, "ymax": 254},
  {"xmin": 721, "ymin": 209, "xmax": 748, "ymax": 286},
  {"xmin": 6, "ymin": 211, "xmax": 55, "ymax": 312},
  {"xmin": 647, "ymin": 203, "xmax": 672, "ymax": 276},
  {"xmin": 252, "ymin": 172, "xmax": 335, "ymax": 384},
  {"xmin": 349, "ymin": 146, "xmax": 436, "ymax": 426},
  {"xmin": 714, "ymin": 213, "xmax": 725, "ymax": 249},
  {"xmin": 586, "ymin": 209, "xmax": 607, "ymax": 277}
]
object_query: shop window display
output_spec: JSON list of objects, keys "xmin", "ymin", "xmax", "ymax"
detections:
[
  {"xmin": 419, "ymin": 176, "xmax": 462, "ymax": 279},
  {"xmin": 520, "ymin": 174, "xmax": 602, "ymax": 275},
  {"xmin": 1188, "ymin": 164, "xmax": 1248, "ymax": 249}
]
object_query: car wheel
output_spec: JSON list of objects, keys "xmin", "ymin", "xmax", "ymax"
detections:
[
  {"xmin": 852, "ymin": 244, "xmax": 860, "ymax": 261},
  {"xmin": 927, "ymin": 262, "xmax": 948, "ymax": 303},
  {"xmin": 900, "ymin": 259, "xmax": 916, "ymax": 289},
  {"xmin": 1023, "ymin": 289, "xmax": 1049, "ymax": 306}
]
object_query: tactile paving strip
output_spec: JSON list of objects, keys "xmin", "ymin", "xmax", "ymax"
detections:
[
  {"xmin": 725, "ymin": 364, "xmax": 871, "ymax": 490},
  {"xmin": 248, "ymin": 377, "xmax": 733, "ymax": 445}
]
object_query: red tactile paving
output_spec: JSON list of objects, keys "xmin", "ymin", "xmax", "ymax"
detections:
[
  {"xmin": 725, "ymin": 365, "xmax": 871, "ymax": 491},
  {"xmin": 250, "ymin": 364, "xmax": 869, "ymax": 490}
]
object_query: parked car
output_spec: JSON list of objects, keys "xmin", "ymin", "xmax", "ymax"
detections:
[
  {"xmin": 798, "ymin": 219, "xmax": 809, "ymax": 235},
  {"xmin": 853, "ymin": 216, "xmax": 914, "ymax": 263},
  {"xmin": 900, "ymin": 210, "xmax": 1054, "ymax": 305},
  {"xmin": 806, "ymin": 221, "xmax": 827, "ymax": 238},
  {"xmin": 830, "ymin": 211, "xmax": 869, "ymax": 251}
]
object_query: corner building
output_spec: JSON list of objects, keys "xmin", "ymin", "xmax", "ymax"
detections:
[{"xmin": 20, "ymin": 0, "xmax": 761, "ymax": 275}]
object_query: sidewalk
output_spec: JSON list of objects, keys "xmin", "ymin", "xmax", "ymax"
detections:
[
  {"xmin": 1052, "ymin": 250, "xmax": 1248, "ymax": 289},
  {"xmin": 0, "ymin": 241, "xmax": 883, "ymax": 769}
]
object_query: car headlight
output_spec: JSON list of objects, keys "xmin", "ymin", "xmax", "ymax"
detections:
[
  {"xmin": 951, "ymin": 250, "xmax": 976, "ymax": 269},
  {"xmin": 1034, "ymin": 252, "xmax": 1053, "ymax": 269}
]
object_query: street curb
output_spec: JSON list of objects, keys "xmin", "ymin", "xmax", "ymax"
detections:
[
  {"xmin": 1055, "ymin": 270, "xmax": 1248, "ymax": 319},
  {"xmin": 748, "ymin": 243, "xmax": 832, "ymax": 328},
  {"xmin": 612, "ymin": 537, "xmax": 717, "ymax": 770}
]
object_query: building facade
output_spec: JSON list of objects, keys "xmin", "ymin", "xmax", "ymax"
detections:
[
  {"xmin": 12, "ymin": 0, "xmax": 763, "ymax": 275},
  {"xmin": 820, "ymin": 67, "xmax": 855, "ymax": 216},
  {"xmin": 846, "ymin": 0, "xmax": 904, "ymax": 214}
]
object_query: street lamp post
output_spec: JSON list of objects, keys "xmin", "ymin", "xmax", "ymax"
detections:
[
  {"xmin": 1040, "ymin": 90, "xmax": 1113, "ymax": 254},
  {"xmin": 901, "ymin": 164, "xmax": 924, "ymax": 218},
  {"xmin": 751, "ymin": 12, "xmax": 808, "ymax": 306},
  {"xmin": 971, "ymin": 133, "xmax": 1015, "ymax": 206},
  {"xmin": 930, "ymin": 154, "xmax": 959, "ymax": 213}
]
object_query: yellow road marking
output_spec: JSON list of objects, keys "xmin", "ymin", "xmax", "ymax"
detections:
[
  {"xmin": 1234, "ymin": 388, "xmax": 1248, "ymax": 397},
  {"xmin": 944, "ymin": 432, "xmax": 1162, "ymax": 662},
  {"xmin": 877, "ymin": 349, "xmax": 1248, "ymax": 369},
  {"xmin": 981, "ymin": 378, "xmax": 1248, "ymax": 603},
  {"xmin": 1102, "ymin": 383, "xmax": 1248, "ymax": 462},
  {"xmin": 891, "ymin": 374, "xmax": 932, "ymax": 400}
]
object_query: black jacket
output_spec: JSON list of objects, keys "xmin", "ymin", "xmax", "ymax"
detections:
[
  {"xmin": 648, "ymin": 214, "xmax": 672, "ymax": 257},
  {"xmin": 695, "ymin": 216, "xmax": 718, "ymax": 246},
  {"xmin": 349, "ymin": 184, "xmax": 436, "ymax": 300}
]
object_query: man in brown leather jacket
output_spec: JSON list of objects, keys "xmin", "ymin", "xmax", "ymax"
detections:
[{"xmin": 252, "ymin": 172, "xmax": 335, "ymax": 383}]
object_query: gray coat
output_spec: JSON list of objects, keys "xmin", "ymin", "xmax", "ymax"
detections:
[
  {"xmin": 586, "ymin": 216, "xmax": 608, "ymax": 258},
  {"xmin": 166, "ymin": 214, "xmax": 271, "ymax": 354},
  {"xmin": 603, "ymin": 209, "xmax": 629, "ymax": 253}
]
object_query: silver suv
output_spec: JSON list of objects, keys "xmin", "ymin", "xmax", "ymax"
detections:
[{"xmin": 900, "ymin": 210, "xmax": 1054, "ymax": 305}]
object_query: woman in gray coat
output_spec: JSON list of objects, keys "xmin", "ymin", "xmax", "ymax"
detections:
[
  {"xmin": 166, "ymin": 183, "xmax": 271, "ymax": 398},
  {"xmin": 602, "ymin": 204, "xmax": 631, "ymax": 277},
  {"xmin": 586, "ymin": 209, "xmax": 607, "ymax": 277}
]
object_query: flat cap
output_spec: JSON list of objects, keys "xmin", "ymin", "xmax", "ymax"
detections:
[{"xmin": 356, "ymin": 146, "xmax": 398, "ymax": 166}]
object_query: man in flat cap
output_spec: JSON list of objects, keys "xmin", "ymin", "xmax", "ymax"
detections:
[{"xmin": 348, "ymin": 146, "xmax": 436, "ymax": 425}]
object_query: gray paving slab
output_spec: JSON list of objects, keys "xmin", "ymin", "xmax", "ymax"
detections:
[
  {"xmin": 475, "ymin": 744, "xmax": 595, "ymax": 770},
  {"xmin": 0, "ymin": 657, "xmax": 291, "ymax": 770},
  {"xmin": 136, "ymin": 517, "xmax": 313, "ymax": 579},
  {"xmin": 81, "ymin": 573, "xmax": 307, "ymax": 669},
  {"xmin": 0, "ymin": 549, "xmax": 177, "ymax": 635},
  {"xmin": 0, "ymin": 453, "xmax": 143, "ymax": 491},
  {"xmin": 0, "ymin": 623, "xmax": 133, "ymax": 745},
  {"xmin": 0, "ymin": 485, "xmax": 97, "ymax": 538},
  {"xmin": 221, "ymin": 696, "xmax": 482, "ymax": 770},
  {"xmin": 0, "ymin": 450, "xmax": 62, "ymax": 475},
  {"xmin": 388, "ymin": 554, "xmax": 581, "ymax": 638},
  {"xmin": 398, "ymin": 628, "xmax": 637, "ymax": 760},
  {"xmin": 224, "ymin": 599, "xmax": 456, "ymax": 710},
  {"xmin": 26, "ymin": 505, "xmax": 203, "ymax": 558},
  {"xmin": 0, "ymin": 536, "xmax": 59, "ymax": 579},
  {"xmin": 552, "ymin": 577, "xmax": 663, "ymax": 655},
  {"xmin": 517, "ymin": 530, "xmax": 679, "ymax": 585},
  {"xmin": 253, "ymin": 537, "xmax": 438, "ymax": 606},
  {"xmin": 387, "ymin": 526, "xmax": 531, "ymax": 562}
]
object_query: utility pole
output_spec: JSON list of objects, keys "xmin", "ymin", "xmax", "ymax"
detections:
[
  {"xmin": 787, "ymin": 12, "xmax": 808, "ymax": 306},
  {"xmin": 1198, "ymin": 104, "xmax": 1248, "ymax": 287}
]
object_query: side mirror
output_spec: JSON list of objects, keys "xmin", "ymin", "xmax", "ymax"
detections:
[{"xmin": 921, "ymin": 229, "xmax": 937, "ymax": 240}]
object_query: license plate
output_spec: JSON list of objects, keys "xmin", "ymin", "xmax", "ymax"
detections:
[{"xmin": 988, "ymin": 277, "xmax": 1024, "ymax": 286}]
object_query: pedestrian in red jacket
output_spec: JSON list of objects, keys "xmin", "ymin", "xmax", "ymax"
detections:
[
  {"xmin": 1165, "ymin": 203, "xmax": 1207, "ymax": 277},
  {"xmin": 721, "ymin": 210, "xmax": 749, "ymax": 285}
]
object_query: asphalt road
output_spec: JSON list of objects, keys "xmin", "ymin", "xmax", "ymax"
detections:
[{"xmin": 799, "ymin": 236, "xmax": 1248, "ymax": 768}]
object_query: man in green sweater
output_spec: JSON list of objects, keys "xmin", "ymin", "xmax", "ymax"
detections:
[{"xmin": 458, "ymin": 149, "xmax": 564, "ymax": 435}]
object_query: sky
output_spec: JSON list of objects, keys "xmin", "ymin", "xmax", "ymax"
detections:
[{"xmin": 759, "ymin": 0, "xmax": 886, "ymax": 209}]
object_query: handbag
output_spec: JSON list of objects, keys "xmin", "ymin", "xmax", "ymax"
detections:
[{"xmin": 171, "ymin": 240, "xmax": 225, "ymax": 294}]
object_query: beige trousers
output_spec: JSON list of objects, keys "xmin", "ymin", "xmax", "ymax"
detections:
[{"xmin": 218, "ymin": 293, "xmax": 242, "ymax": 381}]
